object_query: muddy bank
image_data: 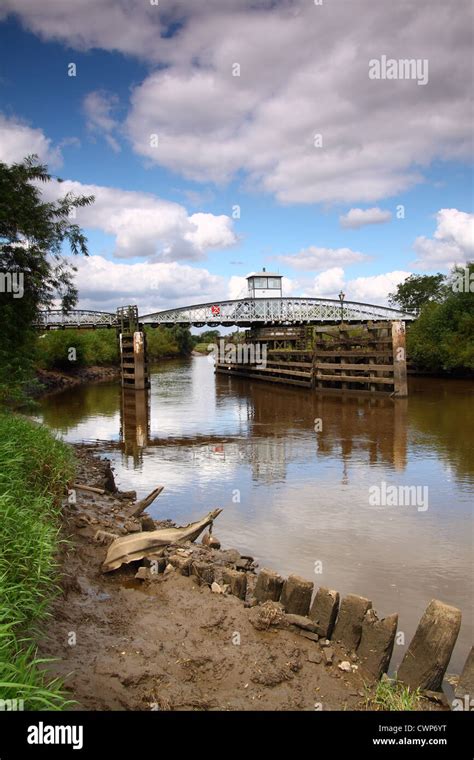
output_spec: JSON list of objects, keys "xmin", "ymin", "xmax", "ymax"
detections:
[
  {"xmin": 33, "ymin": 366, "xmax": 120, "ymax": 396},
  {"xmin": 37, "ymin": 447, "xmax": 443, "ymax": 711}
]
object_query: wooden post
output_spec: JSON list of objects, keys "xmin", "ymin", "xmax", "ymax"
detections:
[{"xmin": 391, "ymin": 320, "xmax": 408, "ymax": 398}]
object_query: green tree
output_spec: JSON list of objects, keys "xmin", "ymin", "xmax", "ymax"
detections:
[
  {"xmin": 388, "ymin": 273, "xmax": 447, "ymax": 315},
  {"xmin": 407, "ymin": 263, "xmax": 474, "ymax": 373},
  {"xmin": 0, "ymin": 155, "xmax": 93, "ymax": 400}
]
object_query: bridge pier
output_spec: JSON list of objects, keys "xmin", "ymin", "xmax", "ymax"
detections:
[{"xmin": 117, "ymin": 306, "xmax": 150, "ymax": 391}]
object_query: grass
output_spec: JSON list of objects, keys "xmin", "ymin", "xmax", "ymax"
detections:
[
  {"xmin": 0, "ymin": 413, "xmax": 75, "ymax": 709},
  {"xmin": 365, "ymin": 677, "xmax": 421, "ymax": 711}
]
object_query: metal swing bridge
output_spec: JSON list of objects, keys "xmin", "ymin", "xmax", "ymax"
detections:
[{"xmin": 35, "ymin": 297, "xmax": 414, "ymax": 330}]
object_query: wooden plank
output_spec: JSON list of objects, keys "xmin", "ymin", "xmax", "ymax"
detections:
[
  {"xmin": 215, "ymin": 368, "xmax": 312, "ymax": 388},
  {"xmin": 314, "ymin": 362, "xmax": 394, "ymax": 371},
  {"xmin": 215, "ymin": 363, "xmax": 312, "ymax": 379},
  {"xmin": 315, "ymin": 373, "xmax": 394, "ymax": 385}
]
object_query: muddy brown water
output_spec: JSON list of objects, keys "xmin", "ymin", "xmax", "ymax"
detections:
[{"xmin": 36, "ymin": 357, "xmax": 473, "ymax": 676}]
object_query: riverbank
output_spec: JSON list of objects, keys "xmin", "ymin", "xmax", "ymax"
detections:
[
  {"xmin": 31, "ymin": 443, "xmax": 448, "ymax": 712},
  {"xmin": 34, "ymin": 366, "xmax": 120, "ymax": 396},
  {"xmin": 0, "ymin": 414, "xmax": 74, "ymax": 709}
]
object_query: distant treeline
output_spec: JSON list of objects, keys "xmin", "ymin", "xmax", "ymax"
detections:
[{"xmin": 36, "ymin": 325, "xmax": 197, "ymax": 369}]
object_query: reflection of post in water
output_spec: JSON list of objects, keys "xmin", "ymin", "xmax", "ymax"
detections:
[
  {"xmin": 120, "ymin": 388, "xmax": 150, "ymax": 465},
  {"xmin": 313, "ymin": 391, "xmax": 408, "ymax": 475},
  {"xmin": 393, "ymin": 397, "xmax": 408, "ymax": 472}
]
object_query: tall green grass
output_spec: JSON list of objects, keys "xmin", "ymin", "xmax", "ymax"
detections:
[{"xmin": 0, "ymin": 414, "xmax": 74, "ymax": 709}]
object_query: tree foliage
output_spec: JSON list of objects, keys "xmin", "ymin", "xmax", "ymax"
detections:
[
  {"xmin": 406, "ymin": 263, "xmax": 474, "ymax": 373},
  {"xmin": 388, "ymin": 273, "xmax": 447, "ymax": 314},
  {"xmin": 0, "ymin": 155, "xmax": 94, "ymax": 399}
]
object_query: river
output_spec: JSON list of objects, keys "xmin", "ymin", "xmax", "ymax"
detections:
[{"xmin": 36, "ymin": 356, "xmax": 473, "ymax": 675}]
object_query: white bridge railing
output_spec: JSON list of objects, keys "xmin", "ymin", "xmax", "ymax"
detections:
[{"xmin": 35, "ymin": 298, "xmax": 414, "ymax": 329}]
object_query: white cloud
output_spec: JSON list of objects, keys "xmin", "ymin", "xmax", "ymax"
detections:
[
  {"xmin": 304, "ymin": 267, "xmax": 346, "ymax": 297},
  {"xmin": 70, "ymin": 255, "xmax": 225, "ymax": 314},
  {"xmin": 83, "ymin": 90, "xmax": 121, "ymax": 153},
  {"xmin": 339, "ymin": 207, "xmax": 392, "ymax": 229},
  {"xmin": 278, "ymin": 245, "xmax": 368, "ymax": 271},
  {"xmin": 347, "ymin": 271, "xmax": 411, "ymax": 303},
  {"xmin": 412, "ymin": 208, "xmax": 474, "ymax": 270},
  {"xmin": 3, "ymin": 1, "xmax": 471, "ymax": 205},
  {"xmin": 40, "ymin": 179, "xmax": 237, "ymax": 261},
  {"xmin": 0, "ymin": 114, "xmax": 62, "ymax": 166},
  {"xmin": 302, "ymin": 268, "xmax": 411, "ymax": 303}
]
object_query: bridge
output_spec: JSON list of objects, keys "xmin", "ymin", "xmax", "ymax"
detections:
[{"xmin": 35, "ymin": 297, "xmax": 414, "ymax": 329}]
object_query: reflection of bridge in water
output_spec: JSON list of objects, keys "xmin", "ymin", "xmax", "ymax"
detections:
[{"xmin": 119, "ymin": 378, "xmax": 407, "ymax": 478}]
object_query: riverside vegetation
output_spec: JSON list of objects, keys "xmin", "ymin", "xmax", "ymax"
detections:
[{"xmin": 0, "ymin": 414, "xmax": 74, "ymax": 709}]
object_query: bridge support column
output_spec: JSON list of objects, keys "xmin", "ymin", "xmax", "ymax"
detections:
[
  {"xmin": 117, "ymin": 306, "xmax": 150, "ymax": 391},
  {"xmin": 391, "ymin": 321, "xmax": 408, "ymax": 398}
]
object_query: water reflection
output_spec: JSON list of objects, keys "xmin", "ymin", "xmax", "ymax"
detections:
[{"xmin": 37, "ymin": 358, "xmax": 473, "ymax": 674}]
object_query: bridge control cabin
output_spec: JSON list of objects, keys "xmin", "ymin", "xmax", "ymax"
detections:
[{"xmin": 247, "ymin": 269, "xmax": 282, "ymax": 299}]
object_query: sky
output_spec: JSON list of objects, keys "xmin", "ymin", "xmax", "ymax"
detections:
[{"xmin": 0, "ymin": 0, "xmax": 473, "ymax": 315}]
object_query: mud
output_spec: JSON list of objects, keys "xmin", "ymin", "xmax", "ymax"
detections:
[
  {"xmin": 37, "ymin": 447, "xmax": 440, "ymax": 711},
  {"xmin": 33, "ymin": 366, "xmax": 119, "ymax": 396}
]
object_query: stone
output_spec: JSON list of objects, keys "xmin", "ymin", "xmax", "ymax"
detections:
[
  {"xmin": 323, "ymin": 647, "xmax": 334, "ymax": 666},
  {"xmin": 284, "ymin": 614, "xmax": 318, "ymax": 633},
  {"xmin": 254, "ymin": 568, "xmax": 284, "ymax": 603},
  {"xmin": 211, "ymin": 582, "xmax": 224, "ymax": 594},
  {"xmin": 397, "ymin": 599, "xmax": 462, "ymax": 692},
  {"xmin": 309, "ymin": 587, "xmax": 340, "ymax": 638},
  {"xmin": 296, "ymin": 631, "xmax": 319, "ymax": 642},
  {"xmin": 332, "ymin": 594, "xmax": 372, "ymax": 651},
  {"xmin": 140, "ymin": 515, "xmax": 156, "ymax": 532},
  {"xmin": 357, "ymin": 609, "xmax": 398, "ymax": 680},
  {"xmin": 338, "ymin": 661, "xmax": 351, "ymax": 672},
  {"xmin": 167, "ymin": 554, "xmax": 192, "ymax": 576},
  {"xmin": 249, "ymin": 601, "xmax": 285, "ymax": 631},
  {"xmin": 191, "ymin": 561, "xmax": 215, "ymax": 587},
  {"xmin": 94, "ymin": 530, "xmax": 118, "ymax": 546},
  {"xmin": 280, "ymin": 575, "xmax": 314, "ymax": 616},
  {"xmin": 222, "ymin": 568, "xmax": 247, "ymax": 600},
  {"xmin": 135, "ymin": 567, "xmax": 151, "ymax": 581},
  {"xmin": 235, "ymin": 556, "xmax": 254, "ymax": 571},
  {"xmin": 308, "ymin": 651, "xmax": 323, "ymax": 665},
  {"xmin": 455, "ymin": 646, "xmax": 474, "ymax": 701}
]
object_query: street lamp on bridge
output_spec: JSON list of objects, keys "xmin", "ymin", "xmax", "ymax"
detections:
[{"xmin": 338, "ymin": 290, "xmax": 345, "ymax": 324}]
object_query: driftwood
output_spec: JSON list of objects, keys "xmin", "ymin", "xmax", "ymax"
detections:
[
  {"xmin": 127, "ymin": 486, "xmax": 164, "ymax": 518},
  {"xmin": 102, "ymin": 508, "xmax": 223, "ymax": 572},
  {"xmin": 72, "ymin": 483, "xmax": 105, "ymax": 495}
]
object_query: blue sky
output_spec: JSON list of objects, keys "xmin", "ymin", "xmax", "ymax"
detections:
[{"xmin": 0, "ymin": 1, "xmax": 472, "ymax": 313}]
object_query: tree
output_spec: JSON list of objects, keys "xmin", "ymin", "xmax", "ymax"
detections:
[
  {"xmin": 407, "ymin": 263, "xmax": 474, "ymax": 373},
  {"xmin": 388, "ymin": 273, "xmax": 447, "ymax": 315},
  {"xmin": 0, "ymin": 155, "xmax": 94, "ymax": 400}
]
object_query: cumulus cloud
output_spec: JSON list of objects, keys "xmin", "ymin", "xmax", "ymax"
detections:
[
  {"xmin": 40, "ymin": 179, "xmax": 237, "ymax": 261},
  {"xmin": 278, "ymin": 245, "xmax": 368, "ymax": 271},
  {"xmin": 2, "ymin": 1, "xmax": 471, "ymax": 205},
  {"xmin": 412, "ymin": 208, "xmax": 474, "ymax": 270},
  {"xmin": 0, "ymin": 113, "xmax": 62, "ymax": 166},
  {"xmin": 70, "ymin": 255, "xmax": 225, "ymax": 313},
  {"xmin": 339, "ymin": 207, "xmax": 392, "ymax": 229},
  {"xmin": 301, "ymin": 268, "xmax": 411, "ymax": 303},
  {"xmin": 83, "ymin": 90, "xmax": 121, "ymax": 153}
]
